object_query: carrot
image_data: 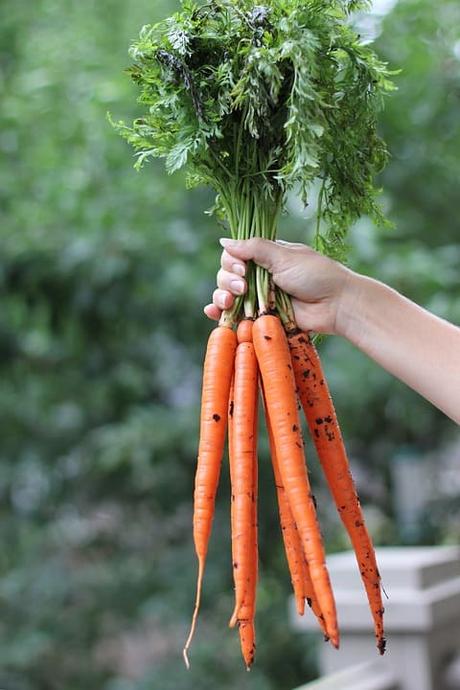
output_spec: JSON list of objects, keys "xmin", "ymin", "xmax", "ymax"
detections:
[
  {"xmin": 240, "ymin": 372, "xmax": 258, "ymax": 671},
  {"xmin": 236, "ymin": 318, "xmax": 254, "ymax": 344},
  {"xmin": 288, "ymin": 330, "xmax": 385, "ymax": 654},
  {"xmin": 302, "ymin": 551, "xmax": 329, "ymax": 640},
  {"xmin": 262, "ymin": 383, "xmax": 328, "ymax": 636},
  {"xmin": 263, "ymin": 389, "xmax": 306, "ymax": 616},
  {"xmin": 183, "ymin": 324, "xmax": 237, "ymax": 669},
  {"xmin": 253, "ymin": 315, "xmax": 339, "ymax": 647},
  {"xmin": 228, "ymin": 376, "xmax": 235, "ymax": 546},
  {"xmin": 233, "ymin": 404, "xmax": 258, "ymax": 669},
  {"xmin": 243, "ymin": 340, "xmax": 258, "ymax": 671},
  {"xmin": 228, "ymin": 376, "xmax": 236, "ymax": 624},
  {"xmin": 228, "ymin": 320, "xmax": 258, "ymax": 669}
]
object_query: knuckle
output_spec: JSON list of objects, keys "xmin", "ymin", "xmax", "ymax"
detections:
[{"xmin": 248, "ymin": 237, "xmax": 262, "ymax": 251}]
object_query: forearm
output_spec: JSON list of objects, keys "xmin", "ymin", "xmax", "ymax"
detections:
[{"xmin": 338, "ymin": 273, "xmax": 460, "ymax": 424}]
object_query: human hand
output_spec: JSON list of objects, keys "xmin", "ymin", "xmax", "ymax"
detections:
[{"xmin": 204, "ymin": 238, "xmax": 357, "ymax": 335}]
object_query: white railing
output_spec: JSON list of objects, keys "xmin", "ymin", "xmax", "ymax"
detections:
[
  {"xmin": 291, "ymin": 546, "xmax": 460, "ymax": 690},
  {"xmin": 293, "ymin": 661, "xmax": 400, "ymax": 690}
]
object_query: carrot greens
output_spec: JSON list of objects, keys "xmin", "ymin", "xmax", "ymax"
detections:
[{"xmin": 112, "ymin": 0, "xmax": 394, "ymax": 318}]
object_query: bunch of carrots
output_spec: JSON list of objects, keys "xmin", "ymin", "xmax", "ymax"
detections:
[
  {"xmin": 112, "ymin": 0, "xmax": 394, "ymax": 670},
  {"xmin": 183, "ymin": 290, "xmax": 385, "ymax": 669}
]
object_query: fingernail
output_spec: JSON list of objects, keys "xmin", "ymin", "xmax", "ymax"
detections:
[
  {"xmin": 220, "ymin": 237, "xmax": 238, "ymax": 248},
  {"xmin": 230, "ymin": 280, "xmax": 245, "ymax": 294},
  {"xmin": 233, "ymin": 263, "xmax": 245, "ymax": 277}
]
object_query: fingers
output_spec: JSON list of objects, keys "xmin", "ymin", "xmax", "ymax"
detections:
[
  {"xmin": 204, "ymin": 260, "xmax": 249, "ymax": 321},
  {"xmin": 217, "ymin": 268, "xmax": 246, "ymax": 295},
  {"xmin": 206, "ymin": 238, "xmax": 302, "ymax": 321},
  {"xmin": 219, "ymin": 237, "xmax": 284, "ymax": 270},
  {"xmin": 204, "ymin": 303, "xmax": 221, "ymax": 321},
  {"xmin": 204, "ymin": 288, "xmax": 233, "ymax": 321},
  {"xmin": 220, "ymin": 250, "xmax": 246, "ymax": 276},
  {"xmin": 213, "ymin": 287, "xmax": 234, "ymax": 310}
]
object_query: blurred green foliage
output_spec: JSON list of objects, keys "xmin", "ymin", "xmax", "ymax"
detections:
[{"xmin": 0, "ymin": 1, "xmax": 459, "ymax": 689}]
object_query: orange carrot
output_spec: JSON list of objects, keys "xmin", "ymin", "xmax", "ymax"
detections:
[
  {"xmin": 234, "ymin": 398, "xmax": 258, "ymax": 669},
  {"xmin": 253, "ymin": 315, "xmax": 339, "ymax": 647},
  {"xmin": 288, "ymin": 330, "xmax": 385, "ymax": 654},
  {"xmin": 183, "ymin": 324, "xmax": 237, "ymax": 668},
  {"xmin": 302, "ymin": 552, "xmax": 329, "ymax": 640},
  {"xmin": 228, "ymin": 320, "xmax": 258, "ymax": 669},
  {"xmin": 243, "ymin": 347, "xmax": 258, "ymax": 670},
  {"xmin": 238, "ymin": 388, "xmax": 258, "ymax": 671},
  {"xmin": 246, "ymin": 360, "xmax": 259, "ymax": 668},
  {"xmin": 264, "ymin": 391, "xmax": 306, "ymax": 617},
  {"xmin": 228, "ymin": 375, "xmax": 235, "ymax": 527},
  {"xmin": 262, "ymin": 384, "xmax": 328, "ymax": 636},
  {"xmin": 236, "ymin": 318, "xmax": 254, "ymax": 344}
]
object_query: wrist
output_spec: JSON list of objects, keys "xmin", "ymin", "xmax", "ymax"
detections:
[{"xmin": 334, "ymin": 270, "xmax": 370, "ymax": 343}]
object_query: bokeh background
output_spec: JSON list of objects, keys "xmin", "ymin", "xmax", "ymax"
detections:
[{"xmin": 0, "ymin": 1, "xmax": 459, "ymax": 689}]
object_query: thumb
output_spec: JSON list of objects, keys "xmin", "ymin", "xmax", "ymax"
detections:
[{"xmin": 219, "ymin": 237, "xmax": 282, "ymax": 271}]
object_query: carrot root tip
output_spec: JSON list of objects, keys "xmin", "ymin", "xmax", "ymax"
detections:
[{"xmin": 183, "ymin": 559, "xmax": 204, "ymax": 669}]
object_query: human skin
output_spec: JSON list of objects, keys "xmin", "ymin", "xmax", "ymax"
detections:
[{"xmin": 204, "ymin": 238, "xmax": 460, "ymax": 425}]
